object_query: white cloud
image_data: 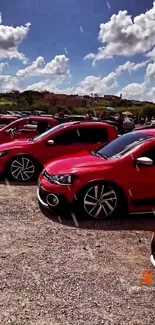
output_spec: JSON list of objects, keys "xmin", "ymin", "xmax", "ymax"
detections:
[
  {"xmin": 24, "ymin": 72, "xmax": 117, "ymax": 96},
  {"xmin": 0, "ymin": 75, "xmax": 21, "ymax": 92},
  {"xmin": 146, "ymin": 47, "xmax": 155, "ymax": 58},
  {"xmin": 85, "ymin": 1, "xmax": 155, "ymax": 63},
  {"xmin": 116, "ymin": 60, "xmax": 150, "ymax": 75},
  {"xmin": 0, "ymin": 62, "xmax": 9, "ymax": 73},
  {"xmin": 146, "ymin": 87, "xmax": 155, "ymax": 101},
  {"xmin": 26, "ymin": 79, "xmax": 74, "ymax": 94},
  {"xmin": 145, "ymin": 61, "xmax": 155, "ymax": 82},
  {"xmin": 0, "ymin": 13, "xmax": 30, "ymax": 62},
  {"xmin": 16, "ymin": 55, "xmax": 70, "ymax": 81},
  {"xmin": 75, "ymin": 73, "xmax": 117, "ymax": 95},
  {"xmin": 24, "ymin": 59, "xmax": 150, "ymax": 97},
  {"xmin": 117, "ymin": 82, "xmax": 146, "ymax": 100}
]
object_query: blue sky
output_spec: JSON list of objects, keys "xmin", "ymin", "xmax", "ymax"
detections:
[{"xmin": 0, "ymin": 0, "xmax": 155, "ymax": 101}]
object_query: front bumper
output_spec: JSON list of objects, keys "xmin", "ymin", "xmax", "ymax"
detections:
[
  {"xmin": 150, "ymin": 254, "xmax": 155, "ymax": 267},
  {"xmin": 37, "ymin": 185, "xmax": 71, "ymax": 212},
  {"xmin": 150, "ymin": 233, "xmax": 155, "ymax": 267}
]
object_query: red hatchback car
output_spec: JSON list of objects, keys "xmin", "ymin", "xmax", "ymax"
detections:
[
  {"xmin": 38, "ymin": 129, "xmax": 155, "ymax": 219},
  {"xmin": 0, "ymin": 116, "xmax": 58, "ymax": 145},
  {"xmin": 150, "ymin": 233, "xmax": 155, "ymax": 267},
  {"xmin": 0, "ymin": 121, "xmax": 117, "ymax": 182},
  {"xmin": 0, "ymin": 115, "xmax": 18, "ymax": 127}
]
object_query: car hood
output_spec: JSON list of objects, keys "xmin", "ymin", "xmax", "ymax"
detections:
[
  {"xmin": 45, "ymin": 151, "xmax": 112, "ymax": 174},
  {"xmin": 0, "ymin": 139, "xmax": 30, "ymax": 151}
]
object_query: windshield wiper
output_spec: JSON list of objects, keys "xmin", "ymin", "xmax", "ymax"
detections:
[
  {"xmin": 91, "ymin": 151, "xmax": 109, "ymax": 159},
  {"xmin": 97, "ymin": 153, "xmax": 109, "ymax": 159}
]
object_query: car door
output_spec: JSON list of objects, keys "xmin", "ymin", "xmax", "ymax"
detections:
[
  {"xmin": 12, "ymin": 120, "xmax": 38, "ymax": 140},
  {"xmin": 127, "ymin": 144, "xmax": 155, "ymax": 208},
  {"xmin": 43, "ymin": 126, "xmax": 110, "ymax": 161},
  {"xmin": 44, "ymin": 128, "xmax": 83, "ymax": 161}
]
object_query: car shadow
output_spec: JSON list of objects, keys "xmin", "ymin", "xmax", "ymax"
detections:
[
  {"xmin": 39, "ymin": 204, "xmax": 155, "ymax": 231},
  {"xmin": 0, "ymin": 175, "xmax": 37, "ymax": 186}
]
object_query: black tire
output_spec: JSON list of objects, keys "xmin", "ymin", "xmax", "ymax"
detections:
[
  {"xmin": 73, "ymin": 181, "xmax": 128, "ymax": 219},
  {"xmin": 5, "ymin": 155, "xmax": 41, "ymax": 182}
]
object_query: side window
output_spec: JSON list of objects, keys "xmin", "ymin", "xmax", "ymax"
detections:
[
  {"xmin": 53, "ymin": 129, "xmax": 79, "ymax": 145},
  {"xmin": 22, "ymin": 120, "xmax": 37, "ymax": 127},
  {"xmin": 140, "ymin": 146, "xmax": 155, "ymax": 164},
  {"xmin": 77, "ymin": 127, "xmax": 108, "ymax": 143}
]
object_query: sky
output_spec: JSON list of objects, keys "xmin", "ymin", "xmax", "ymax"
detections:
[{"xmin": 1, "ymin": 0, "xmax": 155, "ymax": 101}]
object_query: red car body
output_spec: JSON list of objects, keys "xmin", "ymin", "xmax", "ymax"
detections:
[
  {"xmin": 38, "ymin": 129, "xmax": 155, "ymax": 219},
  {"xmin": 0, "ymin": 121, "xmax": 117, "ymax": 181},
  {"xmin": 0, "ymin": 116, "xmax": 58, "ymax": 144},
  {"xmin": 150, "ymin": 233, "xmax": 155, "ymax": 267}
]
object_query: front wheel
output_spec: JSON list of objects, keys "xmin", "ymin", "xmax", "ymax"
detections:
[
  {"xmin": 6, "ymin": 156, "xmax": 37, "ymax": 182},
  {"xmin": 77, "ymin": 182, "xmax": 126, "ymax": 219}
]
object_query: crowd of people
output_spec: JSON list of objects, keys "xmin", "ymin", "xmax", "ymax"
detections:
[{"xmin": 57, "ymin": 109, "xmax": 155, "ymax": 127}]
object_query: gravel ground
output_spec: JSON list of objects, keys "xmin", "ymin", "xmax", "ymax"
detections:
[{"xmin": 0, "ymin": 183, "xmax": 155, "ymax": 325}]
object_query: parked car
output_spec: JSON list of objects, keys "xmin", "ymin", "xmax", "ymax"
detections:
[
  {"xmin": 38, "ymin": 129, "xmax": 155, "ymax": 219},
  {"xmin": 150, "ymin": 233, "xmax": 155, "ymax": 267},
  {"xmin": 0, "ymin": 121, "xmax": 117, "ymax": 182},
  {"xmin": 67, "ymin": 115, "xmax": 100, "ymax": 122},
  {"xmin": 0, "ymin": 116, "xmax": 58, "ymax": 145},
  {"xmin": 0, "ymin": 115, "xmax": 19, "ymax": 127},
  {"xmin": 136, "ymin": 123, "xmax": 155, "ymax": 131},
  {"xmin": 104, "ymin": 120, "xmax": 125, "ymax": 136}
]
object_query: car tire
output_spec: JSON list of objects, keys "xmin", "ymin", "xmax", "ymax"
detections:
[
  {"xmin": 5, "ymin": 156, "xmax": 40, "ymax": 182},
  {"xmin": 74, "ymin": 181, "xmax": 127, "ymax": 219}
]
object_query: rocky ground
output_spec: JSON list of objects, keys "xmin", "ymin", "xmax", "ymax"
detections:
[{"xmin": 0, "ymin": 183, "xmax": 155, "ymax": 325}]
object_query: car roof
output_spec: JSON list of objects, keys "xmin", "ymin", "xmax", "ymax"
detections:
[
  {"xmin": 0, "ymin": 115, "xmax": 18, "ymax": 119},
  {"xmin": 57, "ymin": 121, "xmax": 113, "ymax": 129},
  {"xmin": 13, "ymin": 116, "xmax": 56, "ymax": 123}
]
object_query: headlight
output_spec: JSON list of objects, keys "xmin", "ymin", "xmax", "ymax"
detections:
[
  {"xmin": 43, "ymin": 170, "xmax": 78, "ymax": 185},
  {"xmin": 0, "ymin": 150, "xmax": 9, "ymax": 158}
]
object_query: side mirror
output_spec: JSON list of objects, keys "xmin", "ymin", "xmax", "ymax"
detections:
[
  {"xmin": 5, "ymin": 128, "xmax": 13, "ymax": 134},
  {"xmin": 46, "ymin": 139, "xmax": 54, "ymax": 146},
  {"xmin": 5, "ymin": 128, "xmax": 14, "ymax": 134},
  {"xmin": 136, "ymin": 157, "xmax": 153, "ymax": 166}
]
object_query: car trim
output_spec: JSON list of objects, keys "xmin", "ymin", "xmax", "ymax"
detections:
[
  {"xmin": 132, "ymin": 198, "xmax": 155, "ymax": 206},
  {"xmin": 37, "ymin": 187, "xmax": 48, "ymax": 208},
  {"xmin": 150, "ymin": 254, "xmax": 155, "ymax": 267}
]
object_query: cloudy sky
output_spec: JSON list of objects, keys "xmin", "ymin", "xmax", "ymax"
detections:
[{"xmin": 1, "ymin": 0, "xmax": 155, "ymax": 101}]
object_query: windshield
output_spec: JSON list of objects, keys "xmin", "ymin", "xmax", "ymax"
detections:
[
  {"xmin": 96, "ymin": 133, "xmax": 153, "ymax": 159},
  {"xmin": 30, "ymin": 123, "xmax": 65, "ymax": 142}
]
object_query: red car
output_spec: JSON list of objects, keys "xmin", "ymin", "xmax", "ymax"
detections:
[
  {"xmin": 0, "ymin": 115, "xmax": 18, "ymax": 127},
  {"xmin": 0, "ymin": 121, "xmax": 117, "ymax": 182},
  {"xmin": 38, "ymin": 129, "xmax": 155, "ymax": 219},
  {"xmin": 0, "ymin": 116, "xmax": 58, "ymax": 144},
  {"xmin": 150, "ymin": 233, "xmax": 155, "ymax": 267}
]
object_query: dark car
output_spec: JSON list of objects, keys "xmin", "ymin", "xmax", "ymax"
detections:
[{"xmin": 104, "ymin": 120, "xmax": 125, "ymax": 136}]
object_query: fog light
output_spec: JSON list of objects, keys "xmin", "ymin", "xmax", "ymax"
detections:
[{"xmin": 46, "ymin": 193, "xmax": 59, "ymax": 207}]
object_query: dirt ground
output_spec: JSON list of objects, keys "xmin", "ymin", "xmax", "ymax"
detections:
[{"xmin": 0, "ymin": 183, "xmax": 155, "ymax": 325}]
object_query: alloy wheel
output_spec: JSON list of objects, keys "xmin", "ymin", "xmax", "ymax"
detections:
[
  {"xmin": 84, "ymin": 184, "xmax": 117, "ymax": 218},
  {"xmin": 11, "ymin": 157, "xmax": 35, "ymax": 181}
]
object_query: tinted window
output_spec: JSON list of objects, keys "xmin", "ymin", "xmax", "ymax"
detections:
[
  {"xmin": 77, "ymin": 127, "xmax": 108, "ymax": 143},
  {"xmin": 31, "ymin": 123, "xmax": 65, "ymax": 142},
  {"xmin": 0, "ymin": 119, "xmax": 12, "ymax": 125},
  {"xmin": 53, "ymin": 129, "xmax": 79, "ymax": 145},
  {"xmin": 97, "ymin": 132, "xmax": 153, "ymax": 159}
]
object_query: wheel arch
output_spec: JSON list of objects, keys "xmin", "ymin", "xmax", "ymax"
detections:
[
  {"xmin": 74, "ymin": 179, "xmax": 129, "ymax": 210},
  {"xmin": 5, "ymin": 153, "xmax": 43, "ymax": 173}
]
